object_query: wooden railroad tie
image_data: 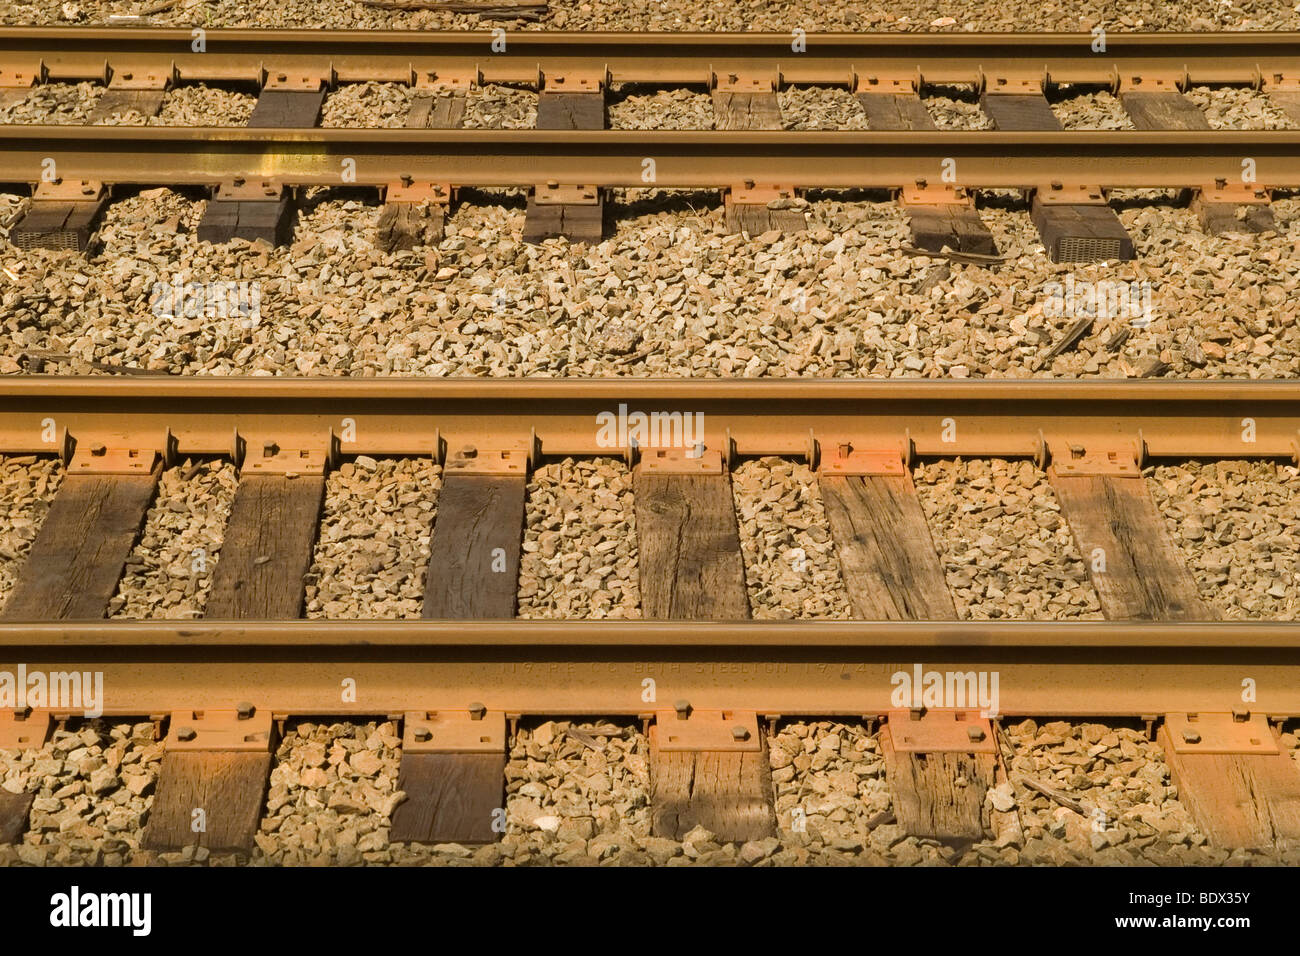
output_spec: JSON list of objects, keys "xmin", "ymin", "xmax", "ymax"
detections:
[
  {"xmin": 632, "ymin": 446, "xmax": 775, "ymax": 842},
  {"xmin": 1046, "ymin": 444, "xmax": 1211, "ymax": 621},
  {"xmin": 881, "ymin": 709, "xmax": 998, "ymax": 842},
  {"xmin": 142, "ymin": 707, "xmax": 275, "ymax": 854},
  {"xmin": 196, "ymin": 74, "xmax": 326, "ymax": 246},
  {"xmin": 0, "ymin": 444, "xmax": 161, "ymax": 621},
  {"xmin": 1119, "ymin": 84, "xmax": 1277, "ymax": 235},
  {"xmin": 816, "ymin": 443, "xmax": 956, "ymax": 621},
  {"xmin": 524, "ymin": 71, "xmax": 607, "ymax": 244},
  {"xmin": 395, "ymin": 444, "xmax": 525, "ymax": 843}
]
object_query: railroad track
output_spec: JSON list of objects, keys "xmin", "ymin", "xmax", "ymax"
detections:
[
  {"xmin": 2, "ymin": 29, "xmax": 1300, "ymax": 256},
  {"xmin": 0, "ymin": 377, "xmax": 1299, "ymax": 855}
]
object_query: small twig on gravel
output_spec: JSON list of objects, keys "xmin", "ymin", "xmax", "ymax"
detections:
[
  {"xmin": 1041, "ymin": 316, "xmax": 1095, "ymax": 362},
  {"xmin": 899, "ymin": 244, "xmax": 1007, "ymax": 264},
  {"xmin": 864, "ymin": 810, "xmax": 895, "ymax": 829},
  {"xmin": 360, "ymin": 0, "xmax": 547, "ymax": 18},
  {"xmin": 566, "ymin": 728, "xmax": 603, "ymax": 751},
  {"xmin": 1105, "ymin": 326, "xmax": 1131, "ymax": 353},
  {"xmin": 1014, "ymin": 773, "xmax": 1089, "ymax": 815},
  {"xmin": 19, "ymin": 350, "xmax": 171, "ymax": 377}
]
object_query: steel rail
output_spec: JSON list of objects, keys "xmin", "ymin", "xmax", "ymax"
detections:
[
  {"xmin": 1, "ymin": 621, "xmax": 1298, "ymax": 716},
  {"xmin": 2, "ymin": 29, "xmax": 1300, "ymax": 88},
  {"xmin": 0, "ymin": 378, "xmax": 1296, "ymax": 461},
  {"xmin": 2, "ymin": 127, "xmax": 1300, "ymax": 189}
]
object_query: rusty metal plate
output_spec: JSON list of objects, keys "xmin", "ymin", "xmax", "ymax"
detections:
[
  {"xmin": 819, "ymin": 444, "xmax": 905, "ymax": 477},
  {"xmin": 900, "ymin": 184, "xmax": 972, "ymax": 207},
  {"xmin": 857, "ymin": 74, "xmax": 918, "ymax": 94},
  {"xmin": 403, "ymin": 709, "xmax": 505, "ymax": 754},
  {"xmin": 69, "ymin": 445, "xmax": 160, "ymax": 476},
  {"xmin": 729, "ymin": 183, "xmax": 795, "ymax": 206},
  {"xmin": 1118, "ymin": 73, "xmax": 1185, "ymax": 92},
  {"xmin": 1199, "ymin": 183, "xmax": 1270, "ymax": 205},
  {"xmin": 983, "ymin": 74, "xmax": 1044, "ymax": 94},
  {"xmin": 0, "ymin": 710, "xmax": 53, "ymax": 750},
  {"xmin": 534, "ymin": 183, "xmax": 600, "ymax": 206},
  {"xmin": 1166, "ymin": 713, "xmax": 1279, "ymax": 755},
  {"xmin": 1264, "ymin": 72, "xmax": 1300, "ymax": 92},
  {"xmin": 542, "ymin": 71, "xmax": 605, "ymax": 93},
  {"xmin": 263, "ymin": 71, "xmax": 326, "ymax": 91},
  {"xmin": 213, "ymin": 179, "xmax": 284, "ymax": 202},
  {"xmin": 887, "ymin": 709, "xmax": 997, "ymax": 753},
  {"xmin": 32, "ymin": 179, "xmax": 105, "ymax": 203},
  {"xmin": 0, "ymin": 67, "xmax": 38, "ymax": 89},
  {"xmin": 242, "ymin": 443, "xmax": 327, "ymax": 477},
  {"xmin": 654, "ymin": 709, "xmax": 761, "ymax": 752},
  {"xmin": 714, "ymin": 72, "xmax": 774, "ymax": 93},
  {"xmin": 414, "ymin": 68, "xmax": 476, "ymax": 91},
  {"xmin": 1052, "ymin": 445, "xmax": 1140, "ymax": 478},
  {"xmin": 107, "ymin": 69, "xmax": 169, "ymax": 90},
  {"xmin": 1035, "ymin": 184, "xmax": 1109, "ymax": 206},
  {"xmin": 638, "ymin": 447, "xmax": 723, "ymax": 476},
  {"xmin": 165, "ymin": 708, "xmax": 273, "ymax": 753},
  {"xmin": 386, "ymin": 180, "xmax": 451, "ymax": 204},
  {"xmin": 443, "ymin": 446, "xmax": 527, "ymax": 477}
]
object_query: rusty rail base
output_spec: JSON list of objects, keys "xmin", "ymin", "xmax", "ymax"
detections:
[
  {"xmin": 4, "ymin": 128, "xmax": 1300, "ymax": 191},
  {"xmin": 0, "ymin": 378, "xmax": 1297, "ymax": 462},
  {"xmin": 2, "ymin": 621, "xmax": 1299, "ymax": 716}
]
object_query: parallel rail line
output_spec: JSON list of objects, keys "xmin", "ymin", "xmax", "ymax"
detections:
[
  {"xmin": 3, "ymin": 127, "xmax": 1300, "ymax": 190},
  {"xmin": 0, "ymin": 314, "xmax": 1297, "ymax": 853},
  {"xmin": 5, "ymin": 29, "xmax": 1300, "ymax": 256},
  {"xmin": 3, "ymin": 29, "xmax": 1300, "ymax": 88}
]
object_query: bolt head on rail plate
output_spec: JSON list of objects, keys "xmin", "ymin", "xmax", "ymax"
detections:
[
  {"xmin": 403, "ymin": 710, "xmax": 505, "ymax": 754},
  {"xmin": 0, "ymin": 68, "xmax": 37, "ymax": 88},
  {"xmin": 653, "ymin": 710, "xmax": 761, "ymax": 752},
  {"xmin": 534, "ymin": 184, "xmax": 600, "ymax": 206},
  {"xmin": 1166, "ymin": 713, "xmax": 1278, "ymax": 755},
  {"xmin": 1051, "ymin": 445, "xmax": 1139, "ymax": 478},
  {"xmin": 386, "ymin": 181, "xmax": 452, "ymax": 204},
  {"xmin": 983, "ymin": 75, "xmax": 1044, "ymax": 94},
  {"xmin": 107, "ymin": 70, "xmax": 169, "ymax": 90},
  {"xmin": 714, "ymin": 73, "xmax": 775, "ymax": 94},
  {"xmin": 263, "ymin": 71, "xmax": 326, "ymax": 91},
  {"xmin": 900, "ymin": 184, "xmax": 972, "ymax": 208},
  {"xmin": 887, "ymin": 709, "xmax": 997, "ymax": 753},
  {"xmin": 857, "ymin": 75, "xmax": 917, "ymax": 94},
  {"xmin": 1198, "ymin": 183, "xmax": 1271, "ymax": 206},
  {"xmin": 415, "ymin": 69, "xmax": 476, "ymax": 91},
  {"xmin": 241, "ymin": 442, "xmax": 328, "ymax": 477},
  {"xmin": 69, "ymin": 445, "xmax": 160, "ymax": 476},
  {"xmin": 164, "ymin": 708, "xmax": 273, "ymax": 753},
  {"xmin": 729, "ymin": 184, "xmax": 795, "ymax": 206},
  {"xmin": 1034, "ymin": 184, "xmax": 1109, "ymax": 206},
  {"xmin": 444, "ymin": 446, "xmax": 527, "ymax": 477},
  {"xmin": 32, "ymin": 179, "xmax": 106, "ymax": 203},
  {"xmin": 638, "ymin": 447, "xmax": 723, "ymax": 476},
  {"xmin": 0, "ymin": 709, "xmax": 53, "ymax": 750},
  {"xmin": 1118, "ymin": 74, "xmax": 1183, "ymax": 92},
  {"xmin": 819, "ymin": 444, "xmax": 906, "ymax": 477},
  {"xmin": 1264, "ymin": 72, "xmax": 1300, "ymax": 92},
  {"xmin": 542, "ymin": 72, "xmax": 605, "ymax": 93},
  {"xmin": 214, "ymin": 180, "xmax": 285, "ymax": 203}
]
